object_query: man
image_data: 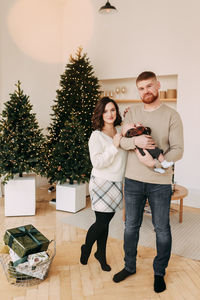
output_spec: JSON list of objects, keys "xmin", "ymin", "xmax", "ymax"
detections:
[{"xmin": 113, "ymin": 71, "xmax": 184, "ymax": 293}]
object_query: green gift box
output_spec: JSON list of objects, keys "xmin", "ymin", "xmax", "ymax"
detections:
[{"xmin": 4, "ymin": 224, "xmax": 50, "ymax": 258}]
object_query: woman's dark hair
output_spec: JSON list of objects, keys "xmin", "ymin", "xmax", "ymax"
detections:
[{"xmin": 92, "ymin": 97, "xmax": 122, "ymax": 130}]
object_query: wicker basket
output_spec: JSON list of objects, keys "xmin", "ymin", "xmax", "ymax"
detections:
[{"xmin": 0, "ymin": 240, "xmax": 56, "ymax": 287}]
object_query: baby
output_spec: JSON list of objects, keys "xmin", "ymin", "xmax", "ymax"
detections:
[{"xmin": 122, "ymin": 123, "xmax": 173, "ymax": 173}]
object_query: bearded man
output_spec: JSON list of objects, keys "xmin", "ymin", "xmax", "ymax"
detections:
[{"xmin": 113, "ymin": 71, "xmax": 184, "ymax": 293}]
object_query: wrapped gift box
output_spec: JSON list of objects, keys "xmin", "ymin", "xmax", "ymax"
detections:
[
  {"xmin": 28, "ymin": 251, "xmax": 49, "ymax": 268},
  {"xmin": 9, "ymin": 248, "xmax": 21, "ymax": 263},
  {"xmin": 8, "ymin": 261, "xmax": 35, "ymax": 283},
  {"xmin": 9, "ymin": 248, "xmax": 49, "ymax": 268},
  {"xmin": 16, "ymin": 260, "xmax": 50, "ymax": 279},
  {"xmin": 4, "ymin": 224, "xmax": 49, "ymax": 258}
]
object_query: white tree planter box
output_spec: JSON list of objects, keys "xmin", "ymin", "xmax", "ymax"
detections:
[
  {"xmin": 4, "ymin": 176, "xmax": 36, "ymax": 216},
  {"xmin": 56, "ymin": 182, "xmax": 86, "ymax": 213}
]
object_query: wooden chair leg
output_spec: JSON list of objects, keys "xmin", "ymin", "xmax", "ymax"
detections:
[{"xmin": 179, "ymin": 198, "xmax": 183, "ymax": 223}]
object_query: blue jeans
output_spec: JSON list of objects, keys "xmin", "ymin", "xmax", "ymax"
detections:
[{"xmin": 124, "ymin": 178, "xmax": 172, "ymax": 276}]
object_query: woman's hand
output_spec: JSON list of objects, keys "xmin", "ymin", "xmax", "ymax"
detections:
[
  {"xmin": 135, "ymin": 148, "xmax": 155, "ymax": 168},
  {"xmin": 113, "ymin": 133, "xmax": 122, "ymax": 148}
]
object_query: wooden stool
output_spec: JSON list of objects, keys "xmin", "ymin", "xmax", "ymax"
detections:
[{"xmin": 171, "ymin": 184, "xmax": 188, "ymax": 223}]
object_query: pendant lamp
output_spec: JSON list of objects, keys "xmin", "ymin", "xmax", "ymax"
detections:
[{"xmin": 99, "ymin": 1, "xmax": 117, "ymax": 14}]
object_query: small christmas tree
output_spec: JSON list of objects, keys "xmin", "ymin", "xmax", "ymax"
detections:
[
  {"xmin": 44, "ymin": 47, "xmax": 100, "ymax": 184},
  {"xmin": 0, "ymin": 81, "xmax": 45, "ymax": 184}
]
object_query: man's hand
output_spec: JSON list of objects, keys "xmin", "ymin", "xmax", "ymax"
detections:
[
  {"xmin": 135, "ymin": 135, "xmax": 156, "ymax": 149},
  {"xmin": 123, "ymin": 106, "xmax": 130, "ymax": 117},
  {"xmin": 135, "ymin": 148, "xmax": 155, "ymax": 168}
]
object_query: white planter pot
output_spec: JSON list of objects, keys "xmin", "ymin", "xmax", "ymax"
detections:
[
  {"xmin": 4, "ymin": 176, "xmax": 36, "ymax": 216},
  {"xmin": 56, "ymin": 182, "xmax": 86, "ymax": 213}
]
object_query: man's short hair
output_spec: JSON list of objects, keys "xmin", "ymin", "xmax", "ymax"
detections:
[{"xmin": 136, "ymin": 71, "xmax": 157, "ymax": 84}]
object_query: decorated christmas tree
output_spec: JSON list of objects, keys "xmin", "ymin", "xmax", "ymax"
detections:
[
  {"xmin": 0, "ymin": 81, "xmax": 45, "ymax": 184},
  {"xmin": 47, "ymin": 110, "xmax": 91, "ymax": 184},
  {"xmin": 44, "ymin": 47, "xmax": 100, "ymax": 184}
]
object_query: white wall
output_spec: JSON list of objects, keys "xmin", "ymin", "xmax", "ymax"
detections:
[
  {"xmin": 0, "ymin": 0, "xmax": 63, "ymax": 130},
  {"xmin": 86, "ymin": 0, "xmax": 200, "ymax": 207},
  {"xmin": 0, "ymin": 0, "xmax": 200, "ymax": 207}
]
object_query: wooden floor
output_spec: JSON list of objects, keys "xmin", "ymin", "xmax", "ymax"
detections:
[{"xmin": 0, "ymin": 187, "xmax": 200, "ymax": 300}]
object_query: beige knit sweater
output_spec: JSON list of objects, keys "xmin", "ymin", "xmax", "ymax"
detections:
[{"xmin": 120, "ymin": 103, "xmax": 184, "ymax": 184}]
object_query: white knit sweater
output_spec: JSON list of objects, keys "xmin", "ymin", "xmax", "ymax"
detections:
[{"xmin": 88, "ymin": 129, "xmax": 127, "ymax": 182}]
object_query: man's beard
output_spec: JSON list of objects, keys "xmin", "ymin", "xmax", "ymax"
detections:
[{"xmin": 141, "ymin": 92, "xmax": 158, "ymax": 104}]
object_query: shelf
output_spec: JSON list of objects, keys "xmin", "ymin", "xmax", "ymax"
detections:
[
  {"xmin": 115, "ymin": 98, "xmax": 177, "ymax": 103},
  {"xmin": 100, "ymin": 75, "xmax": 178, "ymax": 105}
]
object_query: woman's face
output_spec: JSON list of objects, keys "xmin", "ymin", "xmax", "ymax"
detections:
[{"xmin": 102, "ymin": 102, "xmax": 117, "ymax": 125}]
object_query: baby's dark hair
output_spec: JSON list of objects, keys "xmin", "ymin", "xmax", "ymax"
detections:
[{"xmin": 125, "ymin": 126, "xmax": 151, "ymax": 137}]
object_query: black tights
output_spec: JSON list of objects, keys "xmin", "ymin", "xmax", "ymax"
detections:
[{"xmin": 85, "ymin": 211, "xmax": 115, "ymax": 258}]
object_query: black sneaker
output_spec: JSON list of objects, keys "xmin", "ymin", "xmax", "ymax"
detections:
[{"xmin": 48, "ymin": 186, "xmax": 56, "ymax": 193}]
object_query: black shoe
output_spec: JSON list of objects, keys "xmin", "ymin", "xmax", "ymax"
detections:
[
  {"xmin": 49, "ymin": 198, "xmax": 56, "ymax": 205},
  {"xmin": 80, "ymin": 244, "xmax": 91, "ymax": 265},
  {"xmin": 48, "ymin": 186, "xmax": 56, "ymax": 193},
  {"xmin": 113, "ymin": 268, "xmax": 135, "ymax": 283},
  {"xmin": 94, "ymin": 252, "xmax": 111, "ymax": 272},
  {"xmin": 154, "ymin": 275, "xmax": 166, "ymax": 293}
]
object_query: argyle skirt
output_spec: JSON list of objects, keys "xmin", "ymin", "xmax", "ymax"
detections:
[{"xmin": 89, "ymin": 175, "xmax": 123, "ymax": 212}]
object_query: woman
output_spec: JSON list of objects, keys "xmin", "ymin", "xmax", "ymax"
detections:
[{"xmin": 80, "ymin": 97, "xmax": 127, "ymax": 271}]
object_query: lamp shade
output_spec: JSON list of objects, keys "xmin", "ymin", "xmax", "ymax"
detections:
[{"xmin": 99, "ymin": 1, "xmax": 117, "ymax": 14}]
